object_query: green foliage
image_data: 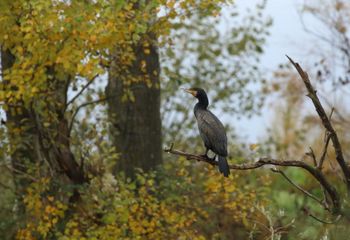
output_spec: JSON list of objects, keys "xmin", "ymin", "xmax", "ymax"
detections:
[
  {"xmin": 0, "ymin": 0, "xmax": 150, "ymax": 107},
  {"xmin": 161, "ymin": 1, "xmax": 272, "ymax": 144},
  {"xmin": 0, "ymin": 164, "xmax": 16, "ymax": 238},
  {"xmin": 0, "ymin": 0, "xmax": 230, "ymax": 121}
]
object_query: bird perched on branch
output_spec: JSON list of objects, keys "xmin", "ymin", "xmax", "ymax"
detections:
[{"xmin": 184, "ymin": 87, "xmax": 230, "ymax": 177}]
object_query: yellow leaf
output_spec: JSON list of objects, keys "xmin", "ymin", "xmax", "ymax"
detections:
[
  {"xmin": 90, "ymin": 35, "xmax": 97, "ymax": 42},
  {"xmin": 31, "ymin": 87, "xmax": 38, "ymax": 94},
  {"xmin": 249, "ymin": 143, "xmax": 260, "ymax": 151}
]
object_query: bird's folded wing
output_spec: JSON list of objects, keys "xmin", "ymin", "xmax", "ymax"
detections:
[{"xmin": 196, "ymin": 110, "xmax": 227, "ymax": 156}]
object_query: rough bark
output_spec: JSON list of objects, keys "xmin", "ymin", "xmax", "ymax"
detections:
[
  {"xmin": 107, "ymin": 34, "xmax": 162, "ymax": 178},
  {"xmin": 50, "ymin": 76, "xmax": 87, "ymax": 185}
]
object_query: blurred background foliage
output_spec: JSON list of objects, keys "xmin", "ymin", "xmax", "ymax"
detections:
[
  {"xmin": 161, "ymin": 1, "xmax": 271, "ymax": 146},
  {"xmin": 1, "ymin": 0, "xmax": 350, "ymax": 239}
]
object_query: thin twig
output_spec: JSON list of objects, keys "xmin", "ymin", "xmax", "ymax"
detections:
[
  {"xmin": 328, "ymin": 107, "xmax": 334, "ymax": 120},
  {"xmin": 307, "ymin": 147, "xmax": 317, "ymax": 167},
  {"xmin": 328, "ymin": 156, "xmax": 344, "ymax": 181},
  {"xmin": 4, "ymin": 164, "xmax": 37, "ymax": 182},
  {"xmin": 68, "ymin": 97, "xmax": 107, "ymax": 135},
  {"xmin": 317, "ymin": 109, "xmax": 334, "ymax": 169},
  {"xmin": 319, "ymin": 95, "xmax": 350, "ymax": 124},
  {"xmin": 318, "ymin": 132, "xmax": 331, "ymax": 170},
  {"xmin": 302, "ymin": 207, "xmax": 342, "ymax": 224},
  {"xmin": 66, "ymin": 74, "xmax": 100, "ymax": 107},
  {"xmin": 271, "ymin": 168, "xmax": 329, "ymax": 211}
]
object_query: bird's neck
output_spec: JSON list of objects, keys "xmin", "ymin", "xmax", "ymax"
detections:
[{"xmin": 196, "ymin": 95, "xmax": 209, "ymax": 109}]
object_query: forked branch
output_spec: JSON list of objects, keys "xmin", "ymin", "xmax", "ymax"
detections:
[
  {"xmin": 68, "ymin": 97, "xmax": 107, "ymax": 136},
  {"xmin": 66, "ymin": 74, "xmax": 100, "ymax": 107},
  {"xmin": 286, "ymin": 55, "xmax": 350, "ymax": 192}
]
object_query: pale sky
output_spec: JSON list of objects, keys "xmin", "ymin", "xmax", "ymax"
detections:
[{"xmin": 234, "ymin": 0, "xmax": 327, "ymax": 142}]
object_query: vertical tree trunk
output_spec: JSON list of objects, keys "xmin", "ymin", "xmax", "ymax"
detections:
[
  {"xmin": 1, "ymin": 49, "xmax": 38, "ymax": 213},
  {"xmin": 106, "ymin": 35, "xmax": 162, "ymax": 178}
]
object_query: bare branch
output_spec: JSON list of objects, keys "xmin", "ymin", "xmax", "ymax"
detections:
[
  {"xmin": 328, "ymin": 107, "xmax": 334, "ymax": 120},
  {"xmin": 317, "ymin": 108, "xmax": 334, "ymax": 169},
  {"xmin": 302, "ymin": 207, "xmax": 342, "ymax": 224},
  {"xmin": 318, "ymin": 132, "xmax": 331, "ymax": 170},
  {"xmin": 68, "ymin": 97, "xmax": 107, "ymax": 136},
  {"xmin": 286, "ymin": 55, "xmax": 350, "ymax": 193},
  {"xmin": 165, "ymin": 144, "xmax": 341, "ymax": 214},
  {"xmin": 319, "ymin": 95, "xmax": 350, "ymax": 124},
  {"xmin": 271, "ymin": 168, "xmax": 328, "ymax": 210},
  {"xmin": 297, "ymin": 9, "xmax": 334, "ymax": 47},
  {"xmin": 306, "ymin": 147, "xmax": 317, "ymax": 167},
  {"xmin": 4, "ymin": 164, "xmax": 38, "ymax": 182},
  {"xmin": 66, "ymin": 74, "xmax": 100, "ymax": 107}
]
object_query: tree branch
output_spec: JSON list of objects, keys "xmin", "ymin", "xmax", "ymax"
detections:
[
  {"xmin": 286, "ymin": 55, "xmax": 350, "ymax": 193},
  {"xmin": 68, "ymin": 97, "xmax": 107, "ymax": 136},
  {"xmin": 66, "ymin": 74, "xmax": 100, "ymax": 107},
  {"xmin": 4, "ymin": 164, "xmax": 38, "ymax": 182},
  {"xmin": 164, "ymin": 144, "xmax": 341, "ymax": 214},
  {"xmin": 271, "ymin": 168, "xmax": 329, "ymax": 211},
  {"xmin": 318, "ymin": 132, "xmax": 331, "ymax": 170},
  {"xmin": 302, "ymin": 207, "xmax": 342, "ymax": 224},
  {"xmin": 307, "ymin": 147, "xmax": 317, "ymax": 167},
  {"xmin": 317, "ymin": 108, "xmax": 334, "ymax": 170}
]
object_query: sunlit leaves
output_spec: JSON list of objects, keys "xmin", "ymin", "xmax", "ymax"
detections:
[
  {"xmin": 0, "ymin": 0, "xmax": 152, "ymax": 106},
  {"xmin": 17, "ymin": 178, "xmax": 67, "ymax": 239},
  {"xmin": 15, "ymin": 159, "xmax": 269, "ymax": 239}
]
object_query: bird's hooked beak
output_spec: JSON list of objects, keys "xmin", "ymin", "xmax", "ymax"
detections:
[{"xmin": 183, "ymin": 88, "xmax": 197, "ymax": 97}]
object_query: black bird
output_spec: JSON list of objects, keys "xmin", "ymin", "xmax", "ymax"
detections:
[{"xmin": 185, "ymin": 87, "xmax": 230, "ymax": 177}]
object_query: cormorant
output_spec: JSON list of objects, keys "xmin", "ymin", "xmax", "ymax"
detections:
[{"xmin": 184, "ymin": 87, "xmax": 230, "ymax": 177}]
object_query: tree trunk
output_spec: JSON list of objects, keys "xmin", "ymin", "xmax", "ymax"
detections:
[
  {"xmin": 1, "ymin": 49, "xmax": 38, "ymax": 213},
  {"xmin": 106, "ymin": 35, "xmax": 162, "ymax": 178},
  {"xmin": 50, "ymin": 72, "xmax": 87, "ymax": 185}
]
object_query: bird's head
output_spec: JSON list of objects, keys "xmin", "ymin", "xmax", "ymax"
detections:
[
  {"xmin": 184, "ymin": 87, "xmax": 207, "ymax": 99},
  {"xmin": 184, "ymin": 87, "xmax": 209, "ymax": 108}
]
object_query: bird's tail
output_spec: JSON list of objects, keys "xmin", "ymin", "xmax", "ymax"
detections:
[{"xmin": 218, "ymin": 156, "xmax": 230, "ymax": 177}]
